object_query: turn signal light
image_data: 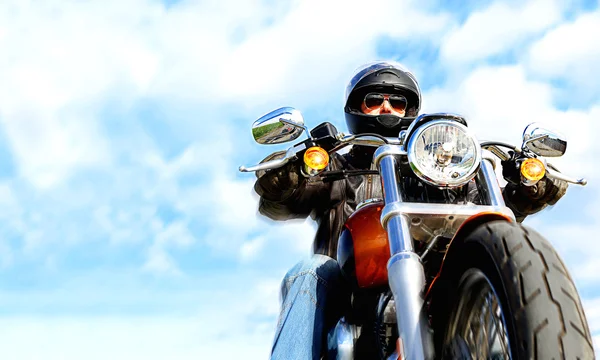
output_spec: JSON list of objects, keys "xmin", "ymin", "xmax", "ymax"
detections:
[
  {"xmin": 304, "ymin": 147, "xmax": 329, "ymax": 171},
  {"xmin": 521, "ymin": 158, "xmax": 546, "ymax": 182}
]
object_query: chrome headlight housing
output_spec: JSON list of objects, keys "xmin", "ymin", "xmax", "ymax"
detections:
[{"xmin": 406, "ymin": 120, "xmax": 481, "ymax": 187}]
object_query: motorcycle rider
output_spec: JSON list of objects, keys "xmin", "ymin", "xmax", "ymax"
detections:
[{"xmin": 254, "ymin": 61, "xmax": 567, "ymax": 359}]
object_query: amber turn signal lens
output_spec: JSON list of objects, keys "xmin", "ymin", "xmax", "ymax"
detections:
[
  {"xmin": 304, "ymin": 147, "xmax": 329, "ymax": 171},
  {"xmin": 521, "ymin": 158, "xmax": 546, "ymax": 182}
]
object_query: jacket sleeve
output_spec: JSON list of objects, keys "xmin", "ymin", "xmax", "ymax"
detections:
[{"xmin": 254, "ymin": 151, "xmax": 331, "ymax": 221}]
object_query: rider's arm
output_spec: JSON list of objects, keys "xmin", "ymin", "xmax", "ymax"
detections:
[
  {"xmin": 254, "ymin": 151, "xmax": 331, "ymax": 221},
  {"xmin": 502, "ymin": 177, "xmax": 568, "ymax": 222}
]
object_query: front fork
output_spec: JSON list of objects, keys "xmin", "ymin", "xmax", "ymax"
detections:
[
  {"xmin": 375, "ymin": 146, "xmax": 506, "ymax": 359},
  {"xmin": 375, "ymin": 146, "xmax": 432, "ymax": 360}
]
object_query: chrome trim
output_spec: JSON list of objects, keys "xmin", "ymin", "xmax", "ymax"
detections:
[
  {"xmin": 329, "ymin": 134, "xmax": 401, "ymax": 154},
  {"xmin": 379, "ymin": 155, "xmax": 403, "ymax": 204},
  {"xmin": 239, "ymin": 157, "xmax": 289, "ymax": 173},
  {"xmin": 406, "ymin": 120, "xmax": 482, "ymax": 188},
  {"xmin": 374, "ymin": 145, "xmax": 407, "ymax": 168},
  {"xmin": 481, "ymin": 150, "xmax": 497, "ymax": 170},
  {"xmin": 280, "ymin": 118, "xmax": 312, "ymax": 140},
  {"xmin": 252, "ymin": 107, "xmax": 305, "ymax": 145},
  {"xmin": 484, "ymin": 145, "xmax": 510, "ymax": 162},
  {"xmin": 381, "ymin": 202, "xmax": 515, "ymax": 242},
  {"xmin": 476, "ymin": 159, "xmax": 506, "ymax": 206},
  {"xmin": 356, "ymin": 198, "xmax": 383, "ymax": 210},
  {"xmin": 387, "ymin": 215, "xmax": 414, "ymax": 255},
  {"xmin": 522, "ymin": 123, "xmax": 567, "ymax": 157},
  {"xmin": 398, "ymin": 130, "xmax": 407, "ymax": 146},
  {"xmin": 381, "ymin": 198, "xmax": 514, "ymax": 228},
  {"xmin": 326, "ymin": 317, "xmax": 357, "ymax": 360},
  {"xmin": 239, "ymin": 143, "xmax": 306, "ymax": 172},
  {"xmin": 336, "ymin": 134, "xmax": 402, "ymax": 144},
  {"xmin": 403, "ymin": 113, "xmax": 469, "ymax": 150},
  {"xmin": 377, "ymin": 152, "xmax": 432, "ymax": 359},
  {"xmin": 387, "ymin": 251, "xmax": 433, "ymax": 359},
  {"xmin": 545, "ymin": 166, "xmax": 587, "ymax": 186}
]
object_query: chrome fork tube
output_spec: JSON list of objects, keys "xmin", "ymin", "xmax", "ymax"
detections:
[
  {"xmin": 476, "ymin": 159, "xmax": 506, "ymax": 207},
  {"xmin": 375, "ymin": 145, "xmax": 431, "ymax": 360},
  {"xmin": 379, "ymin": 156, "xmax": 413, "ymax": 253}
]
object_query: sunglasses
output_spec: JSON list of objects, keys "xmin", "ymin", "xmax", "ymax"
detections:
[{"xmin": 363, "ymin": 93, "xmax": 408, "ymax": 112}]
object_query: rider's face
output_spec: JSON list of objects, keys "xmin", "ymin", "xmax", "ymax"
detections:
[{"xmin": 360, "ymin": 93, "xmax": 407, "ymax": 117}]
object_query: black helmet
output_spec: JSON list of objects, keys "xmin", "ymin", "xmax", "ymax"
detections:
[{"xmin": 344, "ymin": 61, "xmax": 421, "ymax": 136}]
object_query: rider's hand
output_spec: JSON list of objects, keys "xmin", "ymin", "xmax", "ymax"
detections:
[
  {"xmin": 526, "ymin": 176, "xmax": 568, "ymax": 205},
  {"xmin": 503, "ymin": 176, "xmax": 568, "ymax": 221},
  {"xmin": 255, "ymin": 151, "xmax": 302, "ymax": 202}
]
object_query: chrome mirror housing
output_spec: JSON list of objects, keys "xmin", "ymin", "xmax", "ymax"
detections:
[
  {"xmin": 522, "ymin": 123, "xmax": 567, "ymax": 157},
  {"xmin": 252, "ymin": 107, "xmax": 306, "ymax": 145}
]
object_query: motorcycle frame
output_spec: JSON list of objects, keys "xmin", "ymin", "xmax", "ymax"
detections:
[{"xmin": 373, "ymin": 144, "xmax": 514, "ymax": 360}]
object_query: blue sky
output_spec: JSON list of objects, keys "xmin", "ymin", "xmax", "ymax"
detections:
[{"xmin": 1, "ymin": 0, "xmax": 600, "ymax": 358}]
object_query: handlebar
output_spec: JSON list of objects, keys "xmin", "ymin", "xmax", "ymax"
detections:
[
  {"xmin": 239, "ymin": 134, "xmax": 392, "ymax": 173},
  {"xmin": 240, "ymin": 134, "xmax": 588, "ymax": 187}
]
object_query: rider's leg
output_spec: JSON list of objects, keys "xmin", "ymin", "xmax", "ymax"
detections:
[{"xmin": 270, "ymin": 254, "xmax": 348, "ymax": 360}]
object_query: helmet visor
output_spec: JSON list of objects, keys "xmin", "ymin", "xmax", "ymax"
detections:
[{"xmin": 363, "ymin": 93, "xmax": 408, "ymax": 113}]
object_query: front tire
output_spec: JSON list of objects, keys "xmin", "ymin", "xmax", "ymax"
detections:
[{"xmin": 431, "ymin": 221, "xmax": 594, "ymax": 359}]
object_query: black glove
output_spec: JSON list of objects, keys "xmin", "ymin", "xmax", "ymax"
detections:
[
  {"xmin": 254, "ymin": 151, "xmax": 303, "ymax": 202},
  {"xmin": 502, "ymin": 176, "xmax": 568, "ymax": 221}
]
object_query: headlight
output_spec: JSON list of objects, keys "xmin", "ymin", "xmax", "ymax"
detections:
[{"xmin": 407, "ymin": 120, "xmax": 481, "ymax": 187}]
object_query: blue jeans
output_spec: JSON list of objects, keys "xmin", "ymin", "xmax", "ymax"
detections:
[{"xmin": 270, "ymin": 254, "xmax": 348, "ymax": 360}]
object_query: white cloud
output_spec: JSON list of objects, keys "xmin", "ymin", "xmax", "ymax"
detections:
[
  {"xmin": 527, "ymin": 11, "xmax": 600, "ymax": 98},
  {"xmin": 0, "ymin": 269, "xmax": 286, "ymax": 359},
  {"xmin": 440, "ymin": 0, "xmax": 564, "ymax": 65},
  {"xmin": 528, "ymin": 10, "xmax": 600, "ymax": 72},
  {"xmin": 143, "ymin": 245, "xmax": 182, "ymax": 275},
  {"xmin": 2, "ymin": 319, "xmax": 268, "ymax": 360},
  {"xmin": 0, "ymin": 0, "xmax": 156, "ymax": 188},
  {"xmin": 0, "ymin": 313, "xmax": 273, "ymax": 360},
  {"xmin": 0, "ymin": 0, "xmax": 267, "ymax": 189},
  {"xmin": 143, "ymin": 220, "xmax": 196, "ymax": 274},
  {"xmin": 240, "ymin": 236, "xmax": 268, "ymax": 261},
  {"xmin": 535, "ymin": 216, "xmax": 600, "ymax": 286},
  {"xmin": 218, "ymin": 0, "xmax": 453, "ymax": 107},
  {"xmin": 583, "ymin": 298, "xmax": 600, "ymax": 353}
]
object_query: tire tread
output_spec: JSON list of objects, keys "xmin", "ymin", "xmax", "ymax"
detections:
[{"xmin": 466, "ymin": 221, "xmax": 594, "ymax": 359}]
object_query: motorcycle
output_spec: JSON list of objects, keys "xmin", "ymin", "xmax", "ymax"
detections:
[{"xmin": 240, "ymin": 107, "xmax": 594, "ymax": 359}]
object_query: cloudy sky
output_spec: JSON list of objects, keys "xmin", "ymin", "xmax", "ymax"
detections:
[{"xmin": 1, "ymin": 0, "xmax": 599, "ymax": 358}]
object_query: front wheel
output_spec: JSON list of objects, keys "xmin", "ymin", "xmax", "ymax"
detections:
[{"xmin": 431, "ymin": 221, "xmax": 594, "ymax": 359}]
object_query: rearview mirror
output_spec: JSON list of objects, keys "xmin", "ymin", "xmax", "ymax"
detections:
[
  {"xmin": 252, "ymin": 107, "xmax": 305, "ymax": 145},
  {"xmin": 522, "ymin": 123, "xmax": 567, "ymax": 157}
]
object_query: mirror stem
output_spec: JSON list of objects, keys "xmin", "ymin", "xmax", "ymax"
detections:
[{"xmin": 280, "ymin": 119, "xmax": 313, "ymax": 140}]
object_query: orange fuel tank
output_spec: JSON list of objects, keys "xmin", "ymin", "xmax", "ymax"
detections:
[{"xmin": 341, "ymin": 201, "xmax": 390, "ymax": 288}]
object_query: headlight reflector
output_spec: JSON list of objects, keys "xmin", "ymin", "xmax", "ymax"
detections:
[{"xmin": 407, "ymin": 120, "xmax": 481, "ymax": 187}]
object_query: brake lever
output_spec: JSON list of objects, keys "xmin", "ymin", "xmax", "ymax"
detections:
[
  {"xmin": 239, "ymin": 144, "xmax": 307, "ymax": 173},
  {"xmin": 545, "ymin": 164, "xmax": 587, "ymax": 186}
]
